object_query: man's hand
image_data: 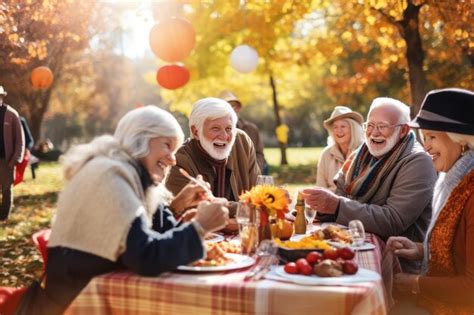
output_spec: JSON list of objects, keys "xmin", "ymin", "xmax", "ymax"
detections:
[{"xmin": 301, "ymin": 187, "xmax": 340, "ymax": 214}]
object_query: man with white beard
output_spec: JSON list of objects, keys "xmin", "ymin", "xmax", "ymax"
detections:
[
  {"xmin": 166, "ymin": 97, "xmax": 260, "ymax": 206},
  {"xmin": 303, "ymin": 97, "xmax": 437, "ymax": 273}
]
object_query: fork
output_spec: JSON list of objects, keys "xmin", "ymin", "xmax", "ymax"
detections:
[{"xmin": 244, "ymin": 240, "xmax": 278, "ymax": 281}]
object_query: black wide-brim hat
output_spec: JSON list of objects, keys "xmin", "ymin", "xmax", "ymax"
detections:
[{"xmin": 408, "ymin": 88, "xmax": 474, "ymax": 135}]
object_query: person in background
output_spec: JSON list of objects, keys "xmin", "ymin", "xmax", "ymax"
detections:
[
  {"xmin": 316, "ymin": 106, "xmax": 364, "ymax": 192},
  {"xmin": 219, "ymin": 90, "xmax": 267, "ymax": 174},
  {"xmin": 14, "ymin": 116, "xmax": 34, "ymax": 185},
  {"xmin": 0, "ymin": 85, "xmax": 24, "ymax": 221},
  {"xmin": 24, "ymin": 106, "xmax": 229, "ymax": 314},
  {"xmin": 303, "ymin": 97, "xmax": 437, "ymax": 273},
  {"xmin": 387, "ymin": 88, "xmax": 474, "ymax": 314}
]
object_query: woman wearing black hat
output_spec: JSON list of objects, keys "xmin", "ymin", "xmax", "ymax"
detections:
[{"xmin": 387, "ymin": 88, "xmax": 474, "ymax": 314}]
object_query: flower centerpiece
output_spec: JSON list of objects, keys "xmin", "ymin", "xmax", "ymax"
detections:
[{"xmin": 239, "ymin": 185, "xmax": 290, "ymax": 240}]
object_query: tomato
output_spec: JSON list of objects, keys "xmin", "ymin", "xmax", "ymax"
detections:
[
  {"xmin": 306, "ymin": 251, "xmax": 323, "ymax": 265},
  {"xmin": 342, "ymin": 261, "xmax": 359, "ymax": 275},
  {"xmin": 284, "ymin": 262, "xmax": 299, "ymax": 274},
  {"xmin": 323, "ymin": 248, "xmax": 339, "ymax": 260},
  {"xmin": 338, "ymin": 247, "xmax": 355, "ymax": 260},
  {"xmin": 296, "ymin": 258, "xmax": 310, "ymax": 272},
  {"xmin": 300, "ymin": 263, "xmax": 313, "ymax": 276}
]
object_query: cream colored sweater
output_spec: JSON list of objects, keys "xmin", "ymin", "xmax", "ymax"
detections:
[{"xmin": 48, "ymin": 156, "xmax": 152, "ymax": 261}]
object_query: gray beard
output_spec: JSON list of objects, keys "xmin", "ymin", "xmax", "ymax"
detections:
[{"xmin": 199, "ymin": 130, "xmax": 236, "ymax": 160}]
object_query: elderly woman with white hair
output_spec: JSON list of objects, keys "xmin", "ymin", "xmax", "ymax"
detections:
[
  {"xmin": 26, "ymin": 106, "xmax": 229, "ymax": 315},
  {"xmin": 316, "ymin": 106, "xmax": 364, "ymax": 192},
  {"xmin": 387, "ymin": 88, "xmax": 474, "ymax": 314}
]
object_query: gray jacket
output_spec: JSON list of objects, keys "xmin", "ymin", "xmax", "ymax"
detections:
[{"xmin": 331, "ymin": 141, "xmax": 436, "ymax": 273}]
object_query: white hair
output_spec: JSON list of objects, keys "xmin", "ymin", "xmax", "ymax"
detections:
[
  {"xmin": 446, "ymin": 132, "xmax": 474, "ymax": 150},
  {"xmin": 368, "ymin": 97, "xmax": 411, "ymax": 124},
  {"xmin": 62, "ymin": 106, "xmax": 184, "ymax": 180},
  {"xmin": 188, "ymin": 97, "xmax": 238, "ymax": 138},
  {"xmin": 327, "ymin": 118, "xmax": 364, "ymax": 152}
]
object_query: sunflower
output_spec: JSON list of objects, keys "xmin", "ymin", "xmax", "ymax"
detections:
[{"xmin": 239, "ymin": 185, "xmax": 289, "ymax": 219}]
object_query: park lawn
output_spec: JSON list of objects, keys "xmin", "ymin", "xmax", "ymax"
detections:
[{"xmin": 0, "ymin": 147, "xmax": 323, "ymax": 287}]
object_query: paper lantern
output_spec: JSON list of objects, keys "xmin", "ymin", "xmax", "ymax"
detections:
[
  {"xmin": 31, "ymin": 66, "xmax": 54, "ymax": 89},
  {"xmin": 156, "ymin": 64, "xmax": 190, "ymax": 90},
  {"xmin": 230, "ymin": 45, "xmax": 259, "ymax": 73},
  {"xmin": 149, "ymin": 17, "xmax": 195, "ymax": 62}
]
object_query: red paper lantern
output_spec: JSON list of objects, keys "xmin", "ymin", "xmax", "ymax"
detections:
[
  {"xmin": 149, "ymin": 17, "xmax": 195, "ymax": 62},
  {"xmin": 156, "ymin": 64, "xmax": 190, "ymax": 90},
  {"xmin": 31, "ymin": 66, "xmax": 54, "ymax": 89}
]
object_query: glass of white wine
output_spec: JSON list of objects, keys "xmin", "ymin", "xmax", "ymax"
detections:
[
  {"xmin": 256, "ymin": 175, "xmax": 274, "ymax": 185},
  {"xmin": 304, "ymin": 206, "xmax": 317, "ymax": 232}
]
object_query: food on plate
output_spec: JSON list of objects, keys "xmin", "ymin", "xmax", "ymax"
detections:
[
  {"xmin": 342, "ymin": 261, "xmax": 359, "ymax": 275},
  {"xmin": 338, "ymin": 247, "xmax": 355, "ymax": 260},
  {"xmin": 191, "ymin": 241, "xmax": 239, "ymax": 267},
  {"xmin": 284, "ymin": 262, "xmax": 299, "ymax": 274},
  {"xmin": 313, "ymin": 259, "xmax": 343, "ymax": 277},
  {"xmin": 306, "ymin": 251, "xmax": 323, "ymax": 265},
  {"xmin": 322, "ymin": 248, "xmax": 340, "ymax": 260},
  {"xmin": 312, "ymin": 224, "xmax": 353, "ymax": 244},
  {"xmin": 274, "ymin": 236, "xmax": 332, "ymax": 250}
]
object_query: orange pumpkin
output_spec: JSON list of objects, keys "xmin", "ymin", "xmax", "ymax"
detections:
[
  {"xmin": 31, "ymin": 66, "xmax": 54, "ymax": 89},
  {"xmin": 149, "ymin": 17, "xmax": 195, "ymax": 62},
  {"xmin": 156, "ymin": 64, "xmax": 190, "ymax": 90}
]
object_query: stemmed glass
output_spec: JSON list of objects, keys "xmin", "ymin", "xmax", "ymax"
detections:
[
  {"xmin": 348, "ymin": 220, "xmax": 365, "ymax": 247},
  {"xmin": 304, "ymin": 206, "xmax": 317, "ymax": 232},
  {"xmin": 236, "ymin": 202, "xmax": 259, "ymax": 255},
  {"xmin": 256, "ymin": 175, "xmax": 274, "ymax": 185}
]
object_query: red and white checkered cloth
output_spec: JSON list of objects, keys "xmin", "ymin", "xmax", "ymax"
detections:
[{"xmin": 65, "ymin": 233, "xmax": 395, "ymax": 315}]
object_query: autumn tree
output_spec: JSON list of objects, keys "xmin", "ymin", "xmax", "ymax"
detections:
[{"xmin": 0, "ymin": 0, "xmax": 98, "ymax": 140}]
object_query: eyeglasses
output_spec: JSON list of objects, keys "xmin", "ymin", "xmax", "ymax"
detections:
[{"xmin": 362, "ymin": 122, "xmax": 403, "ymax": 132}]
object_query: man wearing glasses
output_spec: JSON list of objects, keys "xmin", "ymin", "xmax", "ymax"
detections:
[{"xmin": 303, "ymin": 97, "xmax": 437, "ymax": 273}]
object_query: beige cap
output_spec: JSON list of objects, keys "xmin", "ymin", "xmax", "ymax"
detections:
[
  {"xmin": 323, "ymin": 106, "xmax": 364, "ymax": 129},
  {"xmin": 218, "ymin": 90, "xmax": 240, "ymax": 103}
]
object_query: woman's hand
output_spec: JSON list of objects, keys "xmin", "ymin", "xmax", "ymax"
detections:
[
  {"xmin": 180, "ymin": 209, "xmax": 197, "ymax": 222},
  {"xmin": 386, "ymin": 236, "xmax": 423, "ymax": 261},
  {"xmin": 194, "ymin": 200, "xmax": 229, "ymax": 234},
  {"xmin": 170, "ymin": 175, "xmax": 211, "ymax": 215}
]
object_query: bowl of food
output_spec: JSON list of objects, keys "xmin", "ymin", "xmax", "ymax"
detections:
[{"xmin": 274, "ymin": 236, "xmax": 332, "ymax": 263}]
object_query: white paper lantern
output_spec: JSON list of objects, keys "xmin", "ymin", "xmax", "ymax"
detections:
[{"xmin": 230, "ymin": 45, "xmax": 259, "ymax": 73}]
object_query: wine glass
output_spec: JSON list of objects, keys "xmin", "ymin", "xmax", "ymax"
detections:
[
  {"xmin": 304, "ymin": 206, "xmax": 317, "ymax": 232},
  {"xmin": 236, "ymin": 202, "xmax": 259, "ymax": 255},
  {"xmin": 348, "ymin": 220, "xmax": 365, "ymax": 247},
  {"xmin": 256, "ymin": 175, "xmax": 274, "ymax": 185}
]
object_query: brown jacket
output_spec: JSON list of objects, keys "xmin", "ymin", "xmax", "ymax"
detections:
[
  {"xmin": 1, "ymin": 104, "xmax": 24, "ymax": 167},
  {"xmin": 166, "ymin": 129, "xmax": 260, "ymax": 201}
]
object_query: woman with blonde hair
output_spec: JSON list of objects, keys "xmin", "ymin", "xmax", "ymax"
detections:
[
  {"xmin": 316, "ymin": 106, "xmax": 364, "ymax": 191},
  {"xmin": 387, "ymin": 88, "xmax": 474, "ymax": 314}
]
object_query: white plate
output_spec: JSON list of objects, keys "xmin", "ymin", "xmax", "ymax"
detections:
[
  {"xmin": 204, "ymin": 232, "xmax": 225, "ymax": 243},
  {"xmin": 272, "ymin": 266, "xmax": 380, "ymax": 285},
  {"xmin": 326, "ymin": 241, "xmax": 375, "ymax": 251},
  {"xmin": 177, "ymin": 253, "xmax": 255, "ymax": 272}
]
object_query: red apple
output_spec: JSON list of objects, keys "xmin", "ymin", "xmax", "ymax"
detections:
[
  {"xmin": 306, "ymin": 251, "xmax": 323, "ymax": 265},
  {"xmin": 323, "ymin": 248, "xmax": 339, "ymax": 260},
  {"xmin": 300, "ymin": 263, "xmax": 313, "ymax": 276},
  {"xmin": 342, "ymin": 261, "xmax": 359, "ymax": 275},
  {"xmin": 296, "ymin": 258, "xmax": 310, "ymax": 272},
  {"xmin": 284, "ymin": 262, "xmax": 299, "ymax": 274},
  {"xmin": 338, "ymin": 247, "xmax": 355, "ymax": 260}
]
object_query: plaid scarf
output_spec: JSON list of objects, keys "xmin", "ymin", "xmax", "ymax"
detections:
[{"xmin": 341, "ymin": 132, "xmax": 415, "ymax": 203}]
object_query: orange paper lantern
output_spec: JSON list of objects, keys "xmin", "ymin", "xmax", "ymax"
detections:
[
  {"xmin": 149, "ymin": 17, "xmax": 195, "ymax": 62},
  {"xmin": 156, "ymin": 64, "xmax": 190, "ymax": 90},
  {"xmin": 31, "ymin": 66, "xmax": 54, "ymax": 89}
]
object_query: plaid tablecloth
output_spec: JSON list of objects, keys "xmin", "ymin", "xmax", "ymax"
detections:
[{"xmin": 65, "ymin": 233, "xmax": 392, "ymax": 315}]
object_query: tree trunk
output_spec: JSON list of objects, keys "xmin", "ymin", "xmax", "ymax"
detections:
[
  {"xmin": 398, "ymin": 1, "xmax": 427, "ymax": 117},
  {"xmin": 269, "ymin": 74, "xmax": 288, "ymax": 165}
]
